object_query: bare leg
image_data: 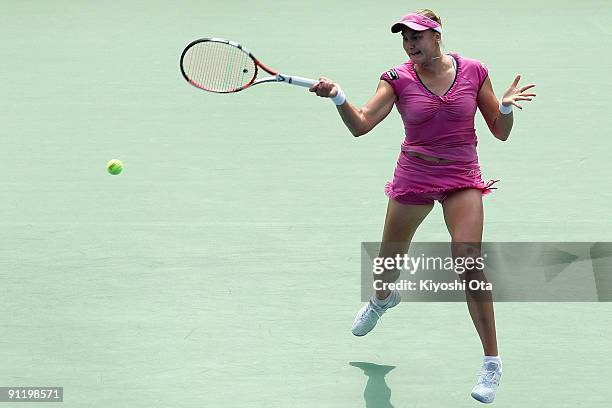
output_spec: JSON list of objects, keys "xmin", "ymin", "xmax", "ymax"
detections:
[
  {"xmin": 442, "ymin": 188, "xmax": 498, "ymax": 356},
  {"xmin": 376, "ymin": 198, "xmax": 433, "ymax": 300}
]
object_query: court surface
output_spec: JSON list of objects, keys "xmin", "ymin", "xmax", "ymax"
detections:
[{"xmin": 1, "ymin": 1, "xmax": 611, "ymax": 407}]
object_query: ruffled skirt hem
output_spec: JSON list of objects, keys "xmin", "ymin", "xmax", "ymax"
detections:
[{"xmin": 384, "ymin": 179, "xmax": 499, "ymax": 199}]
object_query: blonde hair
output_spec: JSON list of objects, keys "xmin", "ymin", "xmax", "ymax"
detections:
[{"xmin": 415, "ymin": 9, "xmax": 442, "ymax": 26}]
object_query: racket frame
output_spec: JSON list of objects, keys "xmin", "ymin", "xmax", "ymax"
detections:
[{"xmin": 180, "ymin": 38, "xmax": 316, "ymax": 93}]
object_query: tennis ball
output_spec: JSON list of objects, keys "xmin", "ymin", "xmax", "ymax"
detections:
[{"xmin": 106, "ymin": 159, "xmax": 123, "ymax": 175}]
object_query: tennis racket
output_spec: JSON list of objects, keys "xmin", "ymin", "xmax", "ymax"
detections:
[{"xmin": 180, "ymin": 38, "xmax": 318, "ymax": 94}]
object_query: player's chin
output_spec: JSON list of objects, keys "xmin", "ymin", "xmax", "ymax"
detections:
[{"xmin": 406, "ymin": 51, "xmax": 424, "ymax": 62}]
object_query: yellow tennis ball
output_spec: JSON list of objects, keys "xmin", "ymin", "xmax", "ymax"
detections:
[{"xmin": 107, "ymin": 159, "xmax": 123, "ymax": 175}]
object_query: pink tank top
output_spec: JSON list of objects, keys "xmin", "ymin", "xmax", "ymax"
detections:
[{"xmin": 380, "ymin": 53, "xmax": 489, "ymax": 162}]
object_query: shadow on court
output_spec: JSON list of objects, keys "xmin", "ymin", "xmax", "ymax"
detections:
[{"xmin": 349, "ymin": 362, "xmax": 396, "ymax": 408}]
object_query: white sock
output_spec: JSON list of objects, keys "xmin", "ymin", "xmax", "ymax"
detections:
[
  {"xmin": 484, "ymin": 355, "xmax": 502, "ymax": 371},
  {"xmin": 372, "ymin": 291, "xmax": 393, "ymax": 307}
]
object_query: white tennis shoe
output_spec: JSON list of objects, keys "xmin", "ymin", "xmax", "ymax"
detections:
[
  {"xmin": 471, "ymin": 360, "xmax": 502, "ymax": 404},
  {"xmin": 351, "ymin": 290, "xmax": 401, "ymax": 336}
]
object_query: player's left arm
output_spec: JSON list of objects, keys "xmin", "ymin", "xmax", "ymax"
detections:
[{"xmin": 477, "ymin": 75, "xmax": 536, "ymax": 141}]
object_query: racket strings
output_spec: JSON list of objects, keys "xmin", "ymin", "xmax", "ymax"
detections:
[{"xmin": 183, "ymin": 41, "xmax": 256, "ymax": 92}]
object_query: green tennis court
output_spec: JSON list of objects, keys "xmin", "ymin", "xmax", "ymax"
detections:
[{"xmin": 1, "ymin": 1, "xmax": 611, "ymax": 406}]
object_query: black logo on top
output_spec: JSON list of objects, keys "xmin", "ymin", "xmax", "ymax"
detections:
[{"xmin": 387, "ymin": 69, "xmax": 399, "ymax": 80}]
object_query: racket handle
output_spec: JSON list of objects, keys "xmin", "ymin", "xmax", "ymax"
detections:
[{"xmin": 276, "ymin": 73, "xmax": 318, "ymax": 88}]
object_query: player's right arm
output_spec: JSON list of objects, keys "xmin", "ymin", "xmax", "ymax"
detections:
[{"xmin": 310, "ymin": 78, "xmax": 396, "ymax": 137}]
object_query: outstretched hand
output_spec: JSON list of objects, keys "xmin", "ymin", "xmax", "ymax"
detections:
[
  {"xmin": 309, "ymin": 77, "xmax": 338, "ymax": 98},
  {"xmin": 501, "ymin": 75, "xmax": 536, "ymax": 110}
]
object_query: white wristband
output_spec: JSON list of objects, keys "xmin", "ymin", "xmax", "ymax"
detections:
[
  {"xmin": 331, "ymin": 88, "xmax": 346, "ymax": 105},
  {"xmin": 499, "ymin": 100, "xmax": 512, "ymax": 115}
]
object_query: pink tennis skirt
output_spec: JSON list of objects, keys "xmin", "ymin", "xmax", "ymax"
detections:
[{"xmin": 384, "ymin": 150, "xmax": 499, "ymax": 206}]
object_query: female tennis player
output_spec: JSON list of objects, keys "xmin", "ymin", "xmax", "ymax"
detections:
[{"xmin": 309, "ymin": 9, "xmax": 535, "ymax": 404}]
